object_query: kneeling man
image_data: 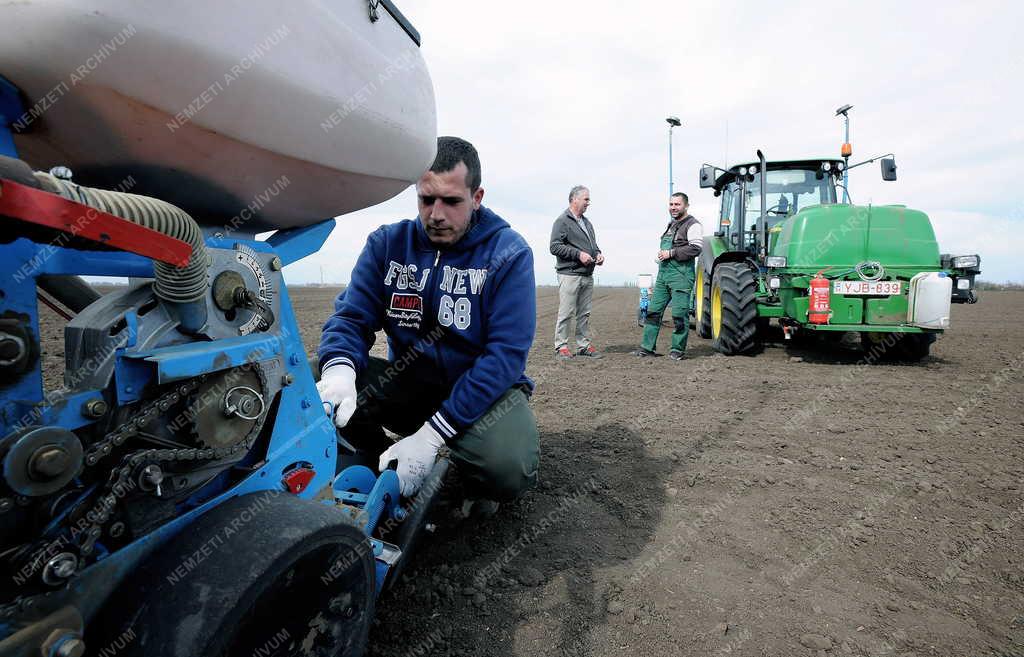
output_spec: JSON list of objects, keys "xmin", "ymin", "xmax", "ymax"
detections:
[{"xmin": 318, "ymin": 137, "xmax": 539, "ymax": 504}]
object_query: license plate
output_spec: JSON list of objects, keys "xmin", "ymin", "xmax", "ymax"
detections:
[{"xmin": 832, "ymin": 280, "xmax": 902, "ymax": 296}]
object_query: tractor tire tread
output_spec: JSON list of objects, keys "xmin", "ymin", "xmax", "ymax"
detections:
[
  {"xmin": 712, "ymin": 263, "xmax": 760, "ymax": 355},
  {"xmin": 697, "ymin": 266, "xmax": 712, "ymax": 339}
]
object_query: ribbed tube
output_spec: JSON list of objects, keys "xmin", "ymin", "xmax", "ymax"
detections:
[{"xmin": 33, "ymin": 173, "xmax": 210, "ymax": 304}]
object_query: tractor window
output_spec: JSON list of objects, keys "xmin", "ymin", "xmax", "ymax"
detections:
[
  {"xmin": 719, "ymin": 183, "xmax": 742, "ymax": 247},
  {"xmin": 744, "ymin": 169, "xmax": 836, "ymax": 231},
  {"xmin": 719, "ymin": 184, "xmax": 738, "ymax": 232}
]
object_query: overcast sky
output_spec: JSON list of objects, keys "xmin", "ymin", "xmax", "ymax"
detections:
[{"xmin": 284, "ymin": 0, "xmax": 1023, "ymax": 286}]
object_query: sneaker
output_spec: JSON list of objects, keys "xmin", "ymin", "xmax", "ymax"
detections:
[
  {"xmin": 634, "ymin": 348, "xmax": 658, "ymax": 357},
  {"xmin": 577, "ymin": 345, "xmax": 603, "ymax": 359},
  {"xmin": 555, "ymin": 346, "xmax": 573, "ymax": 360},
  {"xmin": 669, "ymin": 350, "xmax": 686, "ymax": 360}
]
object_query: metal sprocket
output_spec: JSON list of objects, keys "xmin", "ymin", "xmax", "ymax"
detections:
[{"xmin": 188, "ymin": 365, "xmax": 268, "ymax": 451}]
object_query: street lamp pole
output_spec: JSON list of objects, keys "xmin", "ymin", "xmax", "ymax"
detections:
[
  {"xmin": 835, "ymin": 104, "xmax": 853, "ymax": 203},
  {"xmin": 666, "ymin": 116, "xmax": 681, "ymax": 196}
]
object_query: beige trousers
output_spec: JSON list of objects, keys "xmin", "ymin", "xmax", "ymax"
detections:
[{"xmin": 554, "ymin": 273, "xmax": 594, "ymax": 350}]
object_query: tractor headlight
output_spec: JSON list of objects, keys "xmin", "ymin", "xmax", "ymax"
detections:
[
  {"xmin": 749, "ymin": 165, "xmax": 758, "ymax": 175},
  {"xmin": 952, "ymin": 254, "xmax": 980, "ymax": 269},
  {"xmin": 766, "ymin": 256, "xmax": 787, "ymax": 268},
  {"xmin": 957, "ymin": 278, "xmax": 971, "ymax": 290},
  {"xmin": 738, "ymin": 166, "xmax": 748, "ymax": 176},
  {"xmin": 822, "ymin": 162, "xmax": 832, "ymax": 172},
  {"xmin": 769, "ymin": 276, "xmax": 781, "ymax": 289},
  {"xmin": 835, "ymin": 161, "xmax": 845, "ymax": 171}
]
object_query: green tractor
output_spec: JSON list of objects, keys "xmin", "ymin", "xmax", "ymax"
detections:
[{"xmin": 693, "ymin": 151, "xmax": 981, "ymax": 361}]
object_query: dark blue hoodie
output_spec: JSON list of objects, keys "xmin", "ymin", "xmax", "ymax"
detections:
[{"xmin": 318, "ymin": 206, "xmax": 536, "ymax": 442}]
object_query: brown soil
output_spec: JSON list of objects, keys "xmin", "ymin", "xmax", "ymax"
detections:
[
  {"xmin": 290, "ymin": 287, "xmax": 1024, "ymax": 657},
  {"xmin": 38, "ymin": 287, "xmax": 1024, "ymax": 656}
]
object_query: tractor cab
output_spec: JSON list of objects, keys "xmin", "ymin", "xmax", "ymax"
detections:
[
  {"xmin": 699, "ymin": 153, "xmax": 898, "ymax": 264},
  {"xmin": 701, "ymin": 159, "xmax": 843, "ymax": 259}
]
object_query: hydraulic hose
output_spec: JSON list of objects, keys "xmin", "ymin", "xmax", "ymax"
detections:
[{"xmin": 33, "ymin": 172, "xmax": 211, "ymax": 329}]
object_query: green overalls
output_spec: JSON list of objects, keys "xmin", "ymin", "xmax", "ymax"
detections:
[{"xmin": 640, "ymin": 229, "xmax": 696, "ymax": 354}]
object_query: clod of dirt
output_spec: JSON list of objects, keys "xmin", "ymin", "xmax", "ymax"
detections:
[
  {"xmin": 607, "ymin": 600, "xmax": 625, "ymax": 615},
  {"xmin": 666, "ymin": 487, "xmax": 679, "ymax": 497},
  {"xmin": 516, "ymin": 566, "xmax": 544, "ymax": 587},
  {"xmin": 789, "ymin": 356, "xmax": 804, "ymax": 363},
  {"xmin": 799, "ymin": 633, "xmax": 832, "ymax": 650}
]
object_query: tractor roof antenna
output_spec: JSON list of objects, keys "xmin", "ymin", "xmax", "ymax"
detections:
[
  {"xmin": 835, "ymin": 104, "xmax": 853, "ymax": 204},
  {"xmin": 666, "ymin": 116, "xmax": 681, "ymax": 196}
]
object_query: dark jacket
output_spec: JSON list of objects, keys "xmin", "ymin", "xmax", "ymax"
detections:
[
  {"xmin": 549, "ymin": 209, "xmax": 601, "ymax": 276},
  {"xmin": 663, "ymin": 214, "xmax": 702, "ymax": 263},
  {"xmin": 318, "ymin": 206, "xmax": 536, "ymax": 442}
]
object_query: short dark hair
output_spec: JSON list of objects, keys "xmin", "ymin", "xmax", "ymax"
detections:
[
  {"xmin": 671, "ymin": 192, "xmax": 689, "ymax": 204},
  {"xmin": 430, "ymin": 136, "xmax": 481, "ymax": 191}
]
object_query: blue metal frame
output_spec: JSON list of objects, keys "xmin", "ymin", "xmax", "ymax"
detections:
[
  {"xmin": 265, "ymin": 219, "xmax": 336, "ymax": 267},
  {"xmin": 0, "ymin": 75, "xmax": 23, "ymax": 158},
  {"xmin": 0, "ymin": 239, "xmax": 156, "ymax": 436},
  {"xmin": 332, "ymin": 465, "xmax": 403, "ymax": 594},
  {"xmin": 0, "ymin": 217, "xmax": 411, "ymax": 637}
]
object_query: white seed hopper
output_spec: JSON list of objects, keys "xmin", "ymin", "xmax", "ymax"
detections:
[{"xmin": 0, "ymin": 0, "xmax": 437, "ymax": 231}]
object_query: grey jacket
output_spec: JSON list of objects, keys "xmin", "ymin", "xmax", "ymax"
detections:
[{"xmin": 549, "ymin": 209, "xmax": 601, "ymax": 276}]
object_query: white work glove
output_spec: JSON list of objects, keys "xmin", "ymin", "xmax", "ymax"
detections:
[
  {"xmin": 315, "ymin": 364, "xmax": 358, "ymax": 429},
  {"xmin": 378, "ymin": 422, "xmax": 445, "ymax": 496}
]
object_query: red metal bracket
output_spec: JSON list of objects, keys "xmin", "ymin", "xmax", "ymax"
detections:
[
  {"xmin": 283, "ymin": 467, "xmax": 316, "ymax": 495},
  {"xmin": 0, "ymin": 178, "xmax": 192, "ymax": 267}
]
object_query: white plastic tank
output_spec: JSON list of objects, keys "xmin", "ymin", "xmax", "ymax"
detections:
[
  {"xmin": 0, "ymin": 1, "xmax": 437, "ymax": 231},
  {"xmin": 907, "ymin": 272, "xmax": 952, "ymax": 329}
]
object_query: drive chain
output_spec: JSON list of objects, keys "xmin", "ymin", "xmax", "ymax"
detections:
[{"xmin": 7, "ymin": 373, "xmax": 262, "ymax": 600}]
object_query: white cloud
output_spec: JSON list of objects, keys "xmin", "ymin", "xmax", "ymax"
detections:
[{"xmin": 288, "ymin": 0, "xmax": 1023, "ymax": 286}]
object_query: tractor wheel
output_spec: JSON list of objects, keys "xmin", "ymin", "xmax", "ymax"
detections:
[
  {"xmin": 860, "ymin": 331, "xmax": 936, "ymax": 362},
  {"xmin": 695, "ymin": 265, "xmax": 712, "ymax": 339},
  {"xmin": 710, "ymin": 262, "xmax": 760, "ymax": 355},
  {"xmin": 93, "ymin": 492, "xmax": 375, "ymax": 657}
]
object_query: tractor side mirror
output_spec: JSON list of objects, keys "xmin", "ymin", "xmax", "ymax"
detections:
[
  {"xmin": 699, "ymin": 165, "xmax": 716, "ymax": 188},
  {"xmin": 881, "ymin": 157, "xmax": 897, "ymax": 181}
]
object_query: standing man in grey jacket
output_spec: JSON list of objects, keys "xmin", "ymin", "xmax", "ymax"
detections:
[{"xmin": 550, "ymin": 185, "xmax": 604, "ymax": 359}]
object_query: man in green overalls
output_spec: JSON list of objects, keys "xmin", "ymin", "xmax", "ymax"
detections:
[{"xmin": 636, "ymin": 192, "xmax": 703, "ymax": 360}]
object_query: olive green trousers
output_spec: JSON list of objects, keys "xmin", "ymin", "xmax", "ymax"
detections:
[
  {"xmin": 341, "ymin": 357, "xmax": 539, "ymax": 501},
  {"xmin": 640, "ymin": 261, "xmax": 695, "ymax": 353}
]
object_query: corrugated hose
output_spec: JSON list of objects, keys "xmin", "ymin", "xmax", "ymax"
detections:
[{"xmin": 33, "ymin": 172, "xmax": 210, "ymax": 304}]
